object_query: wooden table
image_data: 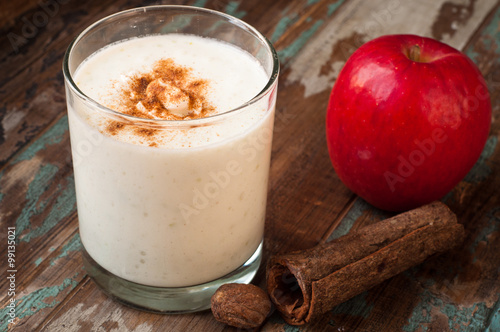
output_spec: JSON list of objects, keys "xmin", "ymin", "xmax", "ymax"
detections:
[{"xmin": 1, "ymin": 0, "xmax": 499, "ymax": 331}]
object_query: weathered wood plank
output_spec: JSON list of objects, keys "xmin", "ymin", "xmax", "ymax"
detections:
[
  {"xmin": 0, "ymin": 114, "xmax": 75, "ymax": 273},
  {"xmin": 264, "ymin": 0, "xmax": 354, "ymax": 255},
  {"xmin": 34, "ymin": 1, "xmax": 356, "ymax": 330},
  {"xmin": 397, "ymin": 5, "xmax": 500, "ymax": 330},
  {"xmin": 285, "ymin": 0, "xmax": 498, "ymax": 99},
  {"xmin": 0, "ymin": 230, "xmax": 84, "ymax": 331},
  {"xmin": 0, "ymin": 0, "xmax": 320, "ymax": 168},
  {"xmin": 0, "ymin": 0, "xmax": 45, "ymax": 37},
  {"xmin": 312, "ymin": 3, "xmax": 500, "ymax": 331},
  {"xmin": 0, "ymin": 0, "xmax": 350, "ymax": 330},
  {"xmin": 261, "ymin": 0, "xmax": 499, "ymax": 331},
  {"xmin": 1, "ymin": 0, "xmax": 498, "ymax": 331},
  {"xmin": 266, "ymin": 0, "xmax": 498, "ymax": 252},
  {"xmin": 0, "ymin": 0, "xmax": 199, "ymax": 171},
  {"xmin": 0, "ymin": 114, "xmax": 80, "ymax": 330}
]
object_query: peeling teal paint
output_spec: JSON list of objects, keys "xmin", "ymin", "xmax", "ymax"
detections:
[
  {"xmin": 13, "ymin": 116, "xmax": 68, "ymax": 163},
  {"xmin": 464, "ymin": 136, "xmax": 498, "ymax": 183},
  {"xmin": 0, "ymin": 191, "xmax": 4, "ymax": 214},
  {"xmin": 442, "ymin": 302, "xmax": 489, "ymax": 331},
  {"xmin": 327, "ymin": 198, "xmax": 388, "ymax": 241},
  {"xmin": 307, "ymin": 0, "xmax": 321, "ymax": 6},
  {"xmin": 328, "ymin": 198, "xmax": 369, "ymax": 240},
  {"xmin": 0, "ymin": 277, "xmax": 78, "ymax": 330},
  {"xmin": 34, "ymin": 257, "xmax": 43, "ymax": 267},
  {"xmin": 465, "ymin": 8, "xmax": 500, "ymax": 63},
  {"xmin": 50, "ymin": 233, "xmax": 82, "ymax": 266},
  {"xmin": 283, "ymin": 325, "xmax": 301, "ymax": 332},
  {"xmin": 403, "ymin": 288, "xmax": 490, "ymax": 331},
  {"xmin": 16, "ymin": 163, "xmax": 59, "ymax": 240},
  {"xmin": 270, "ymin": 12, "xmax": 299, "ymax": 43},
  {"xmin": 225, "ymin": 1, "xmax": 246, "ymax": 19},
  {"xmin": 485, "ymin": 299, "xmax": 500, "ymax": 332},
  {"xmin": 327, "ymin": 1, "xmax": 345, "ymax": 16},
  {"xmin": 330, "ymin": 291, "xmax": 374, "ymax": 319},
  {"xmin": 470, "ymin": 207, "xmax": 500, "ymax": 261},
  {"xmin": 278, "ymin": 20, "xmax": 323, "ymax": 64},
  {"xmin": 6, "ymin": 116, "xmax": 73, "ymax": 243},
  {"xmin": 21, "ymin": 175, "xmax": 76, "ymax": 243},
  {"xmin": 192, "ymin": 0, "xmax": 208, "ymax": 7},
  {"xmin": 270, "ymin": 0, "xmax": 344, "ymax": 45},
  {"xmin": 267, "ymin": 313, "xmax": 301, "ymax": 331},
  {"xmin": 480, "ymin": 6, "xmax": 500, "ymax": 39}
]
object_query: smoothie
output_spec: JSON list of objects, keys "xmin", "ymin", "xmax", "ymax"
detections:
[{"xmin": 68, "ymin": 34, "xmax": 275, "ymax": 287}]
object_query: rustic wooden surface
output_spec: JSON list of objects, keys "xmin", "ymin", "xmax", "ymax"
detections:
[{"xmin": 1, "ymin": 0, "xmax": 499, "ymax": 331}]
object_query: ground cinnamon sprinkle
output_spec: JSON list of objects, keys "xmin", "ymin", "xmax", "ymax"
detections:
[
  {"xmin": 134, "ymin": 127, "xmax": 158, "ymax": 137},
  {"xmin": 106, "ymin": 121, "xmax": 126, "ymax": 136},
  {"xmin": 102, "ymin": 58, "xmax": 215, "ymax": 142}
]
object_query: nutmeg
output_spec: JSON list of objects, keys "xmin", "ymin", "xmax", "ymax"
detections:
[{"xmin": 211, "ymin": 283, "xmax": 272, "ymax": 329}]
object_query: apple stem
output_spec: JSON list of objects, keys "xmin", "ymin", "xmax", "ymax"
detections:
[{"xmin": 408, "ymin": 45, "xmax": 421, "ymax": 62}]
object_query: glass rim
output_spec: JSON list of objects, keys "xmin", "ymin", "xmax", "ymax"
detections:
[{"xmin": 62, "ymin": 5, "xmax": 280, "ymax": 127}]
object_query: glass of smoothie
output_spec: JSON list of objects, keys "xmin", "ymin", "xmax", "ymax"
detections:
[{"xmin": 63, "ymin": 5, "xmax": 279, "ymax": 312}]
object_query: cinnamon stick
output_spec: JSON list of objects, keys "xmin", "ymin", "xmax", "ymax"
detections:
[{"xmin": 266, "ymin": 201, "xmax": 465, "ymax": 325}]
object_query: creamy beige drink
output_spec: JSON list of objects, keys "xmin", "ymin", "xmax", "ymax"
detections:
[{"xmin": 68, "ymin": 34, "xmax": 275, "ymax": 287}]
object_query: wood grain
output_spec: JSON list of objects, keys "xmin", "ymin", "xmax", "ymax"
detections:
[{"xmin": 0, "ymin": 0, "xmax": 499, "ymax": 331}]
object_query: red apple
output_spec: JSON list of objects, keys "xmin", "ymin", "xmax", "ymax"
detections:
[{"xmin": 326, "ymin": 34, "xmax": 491, "ymax": 211}]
